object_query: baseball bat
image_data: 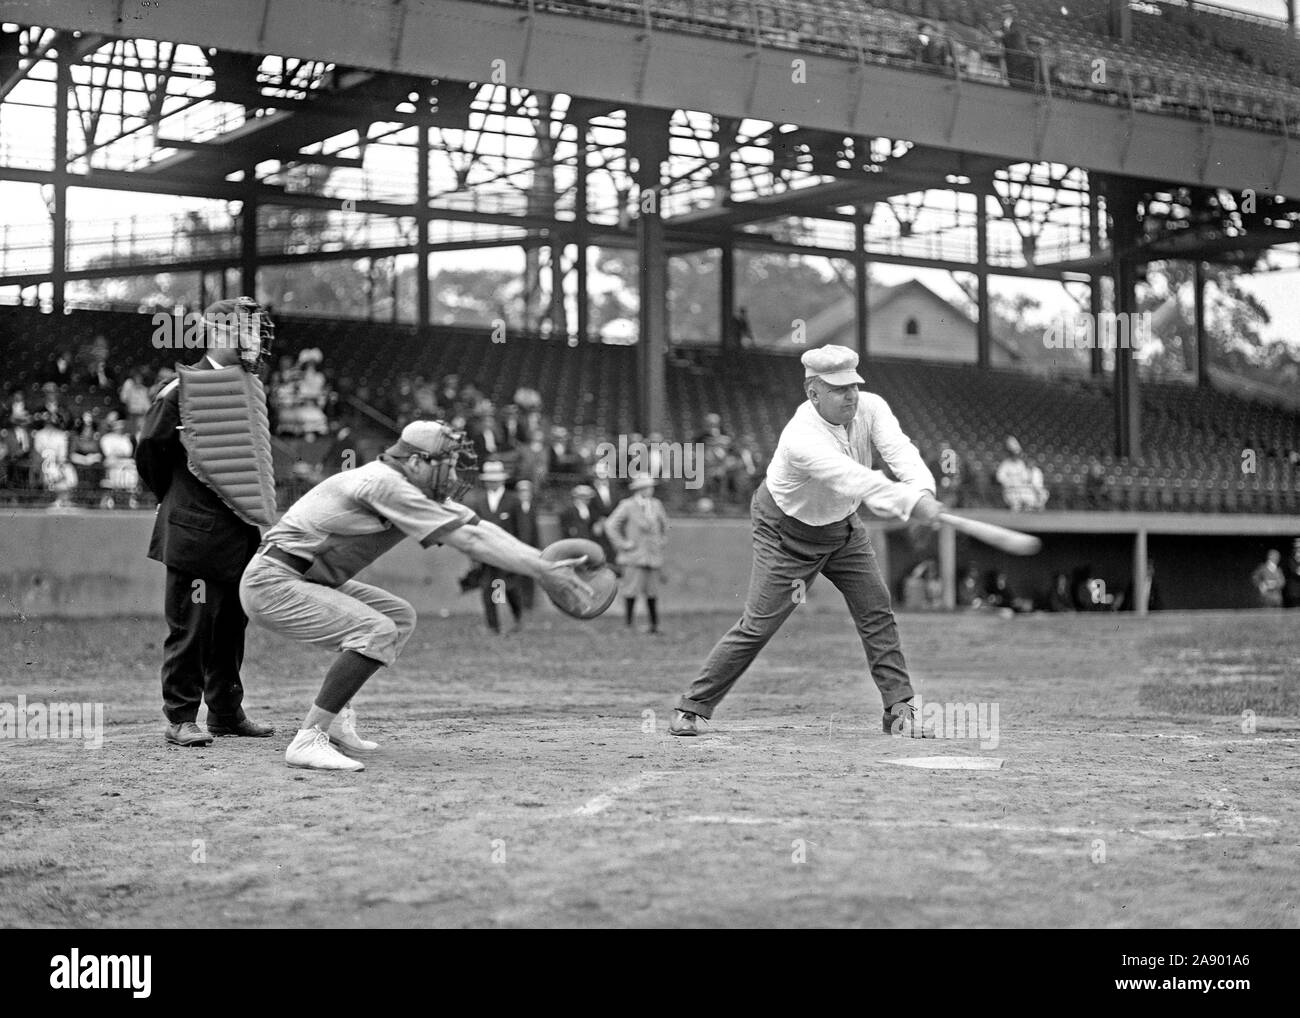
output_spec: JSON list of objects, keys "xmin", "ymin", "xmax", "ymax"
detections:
[{"xmin": 938, "ymin": 512, "xmax": 1042, "ymax": 556}]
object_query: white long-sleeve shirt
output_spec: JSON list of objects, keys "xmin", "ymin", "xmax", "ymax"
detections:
[{"xmin": 765, "ymin": 394, "xmax": 936, "ymax": 525}]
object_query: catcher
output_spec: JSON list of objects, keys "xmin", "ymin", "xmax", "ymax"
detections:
[{"xmin": 239, "ymin": 420, "xmax": 596, "ymax": 772}]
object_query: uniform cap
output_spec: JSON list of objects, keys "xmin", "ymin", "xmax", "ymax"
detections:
[
  {"xmin": 387, "ymin": 420, "xmax": 459, "ymax": 459},
  {"xmin": 801, "ymin": 345, "xmax": 865, "ymax": 386},
  {"xmin": 629, "ymin": 475, "xmax": 656, "ymax": 493},
  {"xmin": 572, "ymin": 484, "xmax": 596, "ymax": 499}
]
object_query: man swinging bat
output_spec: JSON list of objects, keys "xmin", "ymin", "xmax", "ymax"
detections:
[
  {"xmin": 240, "ymin": 420, "xmax": 599, "ymax": 771},
  {"xmin": 670, "ymin": 345, "xmax": 945, "ymax": 739}
]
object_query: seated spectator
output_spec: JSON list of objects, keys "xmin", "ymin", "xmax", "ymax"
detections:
[
  {"xmin": 1252, "ymin": 549, "xmax": 1285, "ymax": 609},
  {"xmin": 119, "ymin": 369, "xmax": 152, "ymax": 437},
  {"xmin": 34, "ymin": 412, "xmax": 76, "ymax": 510},
  {"xmin": 48, "ymin": 349, "xmax": 75, "ymax": 386},
  {"xmin": 910, "ymin": 21, "xmax": 953, "ymax": 69},
  {"xmin": 928, "ymin": 442, "xmax": 966, "ymax": 508},
  {"xmin": 69, "ymin": 412, "xmax": 104, "ymax": 502},
  {"xmin": 996, "ymin": 435, "xmax": 1049, "ymax": 511},
  {"xmin": 295, "ymin": 350, "xmax": 329, "ymax": 438},
  {"xmin": 1082, "ymin": 458, "xmax": 1109, "ymax": 510},
  {"xmin": 469, "ymin": 405, "xmax": 506, "ymax": 463},
  {"xmin": 99, "ymin": 412, "xmax": 139, "ymax": 509},
  {"xmin": 271, "ymin": 355, "xmax": 302, "ymax": 436}
]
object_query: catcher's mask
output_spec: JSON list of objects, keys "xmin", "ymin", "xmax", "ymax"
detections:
[
  {"xmin": 394, "ymin": 421, "xmax": 477, "ymax": 502},
  {"xmin": 204, "ymin": 296, "xmax": 274, "ymax": 373}
]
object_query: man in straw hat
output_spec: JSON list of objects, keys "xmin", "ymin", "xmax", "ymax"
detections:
[{"xmin": 669, "ymin": 345, "xmax": 945, "ymax": 737}]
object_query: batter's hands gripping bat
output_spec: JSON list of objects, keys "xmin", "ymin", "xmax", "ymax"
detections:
[{"xmin": 937, "ymin": 512, "xmax": 1042, "ymax": 556}]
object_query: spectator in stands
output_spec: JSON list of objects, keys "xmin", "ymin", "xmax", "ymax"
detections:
[
  {"xmin": 119, "ymin": 369, "xmax": 152, "ymax": 437},
  {"xmin": 996, "ymin": 435, "xmax": 1049, "ymax": 511},
  {"xmin": 49, "ymin": 349, "xmax": 75, "ymax": 386},
  {"xmin": 515, "ymin": 428, "xmax": 550, "ymax": 490},
  {"xmin": 9, "ymin": 388, "xmax": 31, "ymax": 427},
  {"xmin": 295, "ymin": 350, "xmax": 329, "ymax": 438},
  {"xmin": 927, "ymin": 442, "xmax": 966, "ymax": 508},
  {"xmin": 271, "ymin": 355, "xmax": 301, "ymax": 436},
  {"xmin": 413, "ymin": 376, "xmax": 439, "ymax": 418},
  {"xmin": 439, "ymin": 374, "xmax": 461, "ymax": 412},
  {"xmin": 910, "ymin": 21, "xmax": 953, "ymax": 69},
  {"xmin": 1082, "ymin": 458, "xmax": 1109, "ymax": 510},
  {"xmin": 1252, "ymin": 549, "xmax": 1286, "ymax": 609},
  {"xmin": 99, "ymin": 412, "xmax": 139, "ymax": 509},
  {"xmin": 469, "ymin": 405, "xmax": 506, "ymax": 463},
  {"xmin": 3, "ymin": 394, "xmax": 33, "ymax": 491},
  {"xmin": 500, "ymin": 402, "xmax": 528, "ymax": 451},
  {"xmin": 1283, "ymin": 538, "xmax": 1300, "ymax": 608},
  {"xmin": 69, "ymin": 412, "xmax": 104, "ymax": 503},
  {"xmin": 83, "ymin": 350, "xmax": 115, "ymax": 391},
  {"xmin": 34, "ymin": 412, "xmax": 76, "ymax": 510},
  {"xmin": 547, "ymin": 426, "xmax": 583, "ymax": 478},
  {"xmin": 997, "ymin": 5, "xmax": 1037, "ymax": 88},
  {"xmin": 38, "ymin": 382, "xmax": 64, "ymax": 426}
]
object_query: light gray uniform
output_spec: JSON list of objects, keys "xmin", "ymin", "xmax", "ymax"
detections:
[{"xmin": 239, "ymin": 459, "xmax": 478, "ymax": 665}]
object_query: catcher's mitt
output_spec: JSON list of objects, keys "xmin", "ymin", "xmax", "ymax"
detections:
[{"xmin": 539, "ymin": 538, "xmax": 619, "ymax": 620}]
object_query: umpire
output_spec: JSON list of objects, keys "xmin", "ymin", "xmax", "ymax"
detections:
[
  {"xmin": 136, "ymin": 299, "xmax": 276, "ymax": 747},
  {"xmin": 670, "ymin": 345, "xmax": 944, "ymax": 737}
]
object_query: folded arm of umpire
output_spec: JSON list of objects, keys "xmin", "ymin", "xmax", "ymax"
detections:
[{"xmin": 441, "ymin": 519, "xmax": 594, "ymax": 602}]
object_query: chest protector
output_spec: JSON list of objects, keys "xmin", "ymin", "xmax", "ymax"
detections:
[{"xmin": 178, "ymin": 365, "xmax": 277, "ymax": 527}]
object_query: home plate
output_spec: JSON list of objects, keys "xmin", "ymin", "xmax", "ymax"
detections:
[{"xmin": 887, "ymin": 756, "xmax": 1004, "ymax": 770}]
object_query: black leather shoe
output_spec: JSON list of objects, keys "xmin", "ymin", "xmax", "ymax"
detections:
[
  {"xmin": 207, "ymin": 717, "xmax": 276, "ymax": 738},
  {"xmin": 165, "ymin": 721, "xmax": 213, "ymax": 747}
]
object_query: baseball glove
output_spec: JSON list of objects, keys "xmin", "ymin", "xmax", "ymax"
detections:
[{"xmin": 538, "ymin": 538, "xmax": 619, "ymax": 620}]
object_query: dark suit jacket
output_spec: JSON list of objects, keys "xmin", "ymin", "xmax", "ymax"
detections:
[
  {"xmin": 462, "ymin": 486, "xmax": 522, "ymax": 538},
  {"xmin": 135, "ymin": 360, "xmax": 261, "ymax": 583},
  {"xmin": 515, "ymin": 499, "xmax": 539, "ymax": 548},
  {"xmin": 559, "ymin": 503, "xmax": 597, "ymax": 541}
]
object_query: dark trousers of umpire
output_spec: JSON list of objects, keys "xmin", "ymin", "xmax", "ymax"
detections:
[
  {"xmin": 678, "ymin": 483, "xmax": 914, "ymax": 719},
  {"xmin": 161, "ymin": 568, "xmax": 249, "ymax": 725},
  {"xmin": 480, "ymin": 566, "xmax": 523, "ymax": 632}
]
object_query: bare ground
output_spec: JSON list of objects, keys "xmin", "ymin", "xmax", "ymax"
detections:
[{"xmin": 1, "ymin": 607, "xmax": 1297, "ymax": 928}]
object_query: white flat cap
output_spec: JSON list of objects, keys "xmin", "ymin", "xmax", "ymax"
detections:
[{"xmin": 802, "ymin": 345, "xmax": 865, "ymax": 386}]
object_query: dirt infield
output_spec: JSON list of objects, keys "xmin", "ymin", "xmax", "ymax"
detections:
[{"xmin": 1, "ymin": 608, "xmax": 1297, "ymax": 928}]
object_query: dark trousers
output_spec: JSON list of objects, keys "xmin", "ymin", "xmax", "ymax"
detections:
[
  {"xmin": 480, "ymin": 566, "xmax": 523, "ymax": 631},
  {"xmin": 678, "ymin": 483, "xmax": 914, "ymax": 719},
  {"xmin": 161, "ymin": 568, "xmax": 248, "ymax": 724}
]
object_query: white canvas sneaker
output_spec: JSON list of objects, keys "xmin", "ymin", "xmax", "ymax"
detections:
[
  {"xmin": 328, "ymin": 704, "xmax": 379, "ymax": 754},
  {"xmin": 286, "ymin": 726, "xmax": 365, "ymax": 771}
]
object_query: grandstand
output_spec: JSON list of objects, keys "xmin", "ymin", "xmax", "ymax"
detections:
[{"xmin": 3, "ymin": 0, "xmax": 1300, "ymax": 613}]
